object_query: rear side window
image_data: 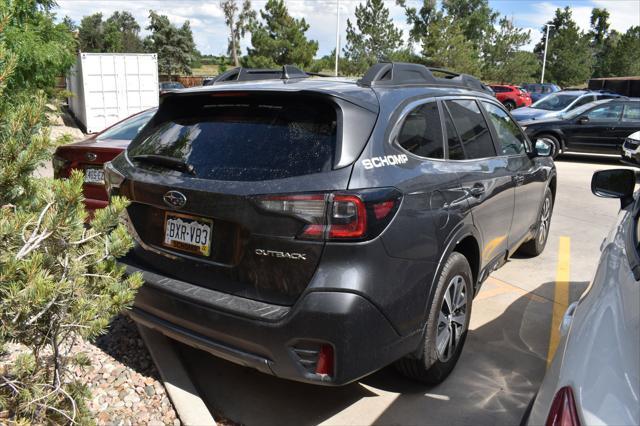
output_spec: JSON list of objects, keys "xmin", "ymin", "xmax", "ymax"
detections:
[
  {"xmin": 623, "ymin": 103, "xmax": 640, "ymax": 122},
  {"xmin": 397, "ymin": 102, "xmax": 444, "ymax": 159},
  {"xmin": 586, "ymin": 104, "xmax": 623, "ymax": 122},
  {"xmin": 128, "ymin": 95, "xmax": 337, "ymax": 181},
  {"xmin": 445, "ymin": 100, "xmax": 496, "ymax": 159},
  {"xmin": 482, "ymin": 102, "xmax": 527, "ymax": 155}
]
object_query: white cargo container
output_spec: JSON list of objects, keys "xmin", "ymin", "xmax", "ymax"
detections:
[{"xmin": 67, "ymin": 53, "xmax": 159, "ymax": 133}]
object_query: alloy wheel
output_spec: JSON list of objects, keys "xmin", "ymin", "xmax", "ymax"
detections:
[
  {"xmin": 538, "ymin": 195, "xmax": 552, "ymax": 246},
  {"xmin": 436, "ymin": 275, "xmax": 468, "ymax": 362}
]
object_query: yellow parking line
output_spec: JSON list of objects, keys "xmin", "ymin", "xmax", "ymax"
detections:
[{"xmin": 547, "ymin": 236, "xmax": 571, "ymax": 367}]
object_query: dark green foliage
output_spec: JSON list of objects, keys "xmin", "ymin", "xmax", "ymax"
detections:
[
  {"xmin": 420, "ymin": 14, "xmax": 481, "ymax": 75},
  {"xmin": 78, "ymin": 11, "xmax": 144, "ymax": 53},
  {"xmin": 441, "ymin": 0, "xmax": 498, "ymax": 51},
  {"xmin": 534, "ymin": 7, "xmax": 593, "ymax": 86},
  {"xmin": 342, "ymin": 0, "xmax": 403, "ymax": 75},
  {"xmin": 483, "ymin": 18, "xmax": 539, "ymax": 83},
  {"xmin": 144, "ymin": 10, "xmax": 198, "ymax": 78},
  {"xmin": 608, "ymin": 26, "xmax": 640, "ymax": 77},
  {"xmin": 244, "ymin": 0, "xmax": 318, "ymax": 68}
]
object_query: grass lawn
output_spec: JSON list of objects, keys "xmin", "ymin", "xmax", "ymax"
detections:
[{"xmin": 191, "ymin": 64, "xmax": 221, "ymax": 76}]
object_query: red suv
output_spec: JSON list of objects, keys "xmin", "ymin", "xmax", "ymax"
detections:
[{"xmin": 490, "ymin": 85, "xmax": 532, "ymax": 110}]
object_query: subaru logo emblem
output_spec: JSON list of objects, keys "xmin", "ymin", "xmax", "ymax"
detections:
[
  {"xmin": 86, "ymin": 152, "xmax": 97, "ymax": 161},
  {"xmin": 163, "ymin": 191, "xmax": 187, "ymax": 208}
]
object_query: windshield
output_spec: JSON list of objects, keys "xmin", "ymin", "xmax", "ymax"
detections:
[
  {"xmin": 531, "ymin": 93, "xmax": 580, "ymax": 111},
  {"xmin": 127, "ymin": 95, "xmax": 338, "ymax": 182},
  {"xmin": 97, "ymin": 109, "xmax": 156, "ymax": 141}
]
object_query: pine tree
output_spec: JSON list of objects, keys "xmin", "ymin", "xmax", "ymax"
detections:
[
  {"xmin": 609, "ymin": 26, "xmax": 640, "ymax": 76},
  {"xmin": 483, "ymin": 17, "xmax": 539, "ymax": 83},
  {"xmin": 442, "ymin": 0, "xmax": 498, "ymax": 51},
  {"xmin": 534, "ymin": 7, "xmax": 593, "ymax": 86},
  {"xmin": 421, "ymin": 15, "xmax": 481, "ymax": 76},
  {"xmin": 221, "ymin": 0, "xmax": 256, "ymax": 67},
  {"xmin": 343, "ymin": 0, "xmax": 404, "ymax": 75},
  {"xmin": 144, "ymin": 11, "xmax": 198, "ymax": 78},
  {"xmin": 590, "ymin": 8, "xmax": 613, "ymax": 77},
  {"xmin": 0, "ymin": 2, "xmax": 143, "ymax": 422},
  {"xmin": 244, "ymin": 0, "xmax": 318, "ymax": 68}
]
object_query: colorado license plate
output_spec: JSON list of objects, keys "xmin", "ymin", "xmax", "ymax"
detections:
[
  {"xmin": 163, "ymin": 212, "xmax": 212, "ymax": 257},
  {"xmin": 84, "ymin": 168, "xmax": 104, "ymax": 184}
]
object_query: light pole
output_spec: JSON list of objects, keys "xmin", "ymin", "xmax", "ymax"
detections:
[
  {"xmin": 541, "ymin": 24, "xmax": 555, "ymax": 84},
  {"xmin": 334, "ymin": 0, "xmax": 340, "ymax": 76}
]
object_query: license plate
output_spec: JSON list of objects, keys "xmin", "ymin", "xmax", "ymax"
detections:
[
  {"xmin": 163, "ymin": 212, "xmax": 212, "ymax": 257},
  {"xmin": 84, "ymin": 168, "xmax": 104, "ymax": 184}
]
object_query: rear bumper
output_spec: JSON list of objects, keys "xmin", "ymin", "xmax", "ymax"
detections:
[{"xmin": 122, "ymin": 256, "xmax": 418, "ymax": 386}]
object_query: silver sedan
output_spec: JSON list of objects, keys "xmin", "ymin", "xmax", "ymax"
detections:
[{"xmin": 525, "ymin": 169, "xmax": 640, "ymax": 426}]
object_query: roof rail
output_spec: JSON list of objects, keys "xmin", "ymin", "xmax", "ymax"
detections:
[
  {"xmin": 358, "ymin": 62, "xmax": 492, "ymax": 94},
  {"xmin": 206, "ymin": 65, "xmax": 311, "ymax": 85}
]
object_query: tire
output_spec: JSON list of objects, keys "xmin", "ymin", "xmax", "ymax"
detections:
[
  {"xmin": 535, "ymin": 133, "xmax": 561, "ymax": 158},
  {"xmin": 395, "ymin": 252, "xmax": 473, "ymax": 384},
  {"xmin": 504, "ymin": 100, "xmax": 517, "ymax": 111},
  {"xmin": 518, "ymin": 187, "xmax": 553, "ymax": 257}
]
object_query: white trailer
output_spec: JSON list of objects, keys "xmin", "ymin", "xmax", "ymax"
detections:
[{"xmin": 67, "ymin": 53, "xmax": 159, "ymax": 133}]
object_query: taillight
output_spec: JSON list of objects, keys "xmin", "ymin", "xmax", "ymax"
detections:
[
  {"xmin": 256, "ymin": 188, "xmax": 401, "ymax": 241},
  {"xmin": 546, "ymin": 386, "xmax": 581, "ymax": 426}
]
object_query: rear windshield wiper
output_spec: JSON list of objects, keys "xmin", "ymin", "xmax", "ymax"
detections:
[{"xmin": 131, "ymin": 154, "xmax": 196, "ymax": 175}]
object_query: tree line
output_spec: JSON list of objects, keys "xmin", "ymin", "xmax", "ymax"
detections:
[{"xmin": 70, "ymin": 0, "xmax": 640, "ymax": 86}]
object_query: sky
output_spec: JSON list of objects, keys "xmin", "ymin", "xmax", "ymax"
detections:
[{"xmin": 55, "ymin": 0, "xmax": 640, "ymax": 57}]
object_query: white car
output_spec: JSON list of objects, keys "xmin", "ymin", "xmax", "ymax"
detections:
[
  {"xmin": 622, "ymin": 130, "xmax": 640, "ymax": 165},
  {"xmin": 524, "ymin": 169, "xmax": 640, "ymax": 426}
]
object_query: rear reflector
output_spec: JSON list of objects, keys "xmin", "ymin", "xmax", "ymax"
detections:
[
  {"xmin": 315, "ymin": 344, "xmax": 334, "ymax": 376},
  {"xmin": 546, "ymin": 386, "xmax": 581, "ymax": 426}
]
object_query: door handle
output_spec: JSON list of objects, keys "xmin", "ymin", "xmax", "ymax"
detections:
[{"xmin": 469, "ymin": 184, "xmax": 485, "ymax": 197}]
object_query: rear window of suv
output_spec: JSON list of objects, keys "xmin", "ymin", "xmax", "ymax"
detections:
[{"xmin": 127, "ymin": 95, "xmax": 337, "ymax": 181}]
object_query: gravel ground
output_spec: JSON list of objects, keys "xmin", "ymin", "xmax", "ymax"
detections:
[{"xmin": 75, "ymin": 315, "xmax": 180, "ymax": 425}]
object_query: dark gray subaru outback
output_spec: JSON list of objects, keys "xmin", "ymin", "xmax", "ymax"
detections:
[{"xmin": 105, "ymin": 63, "xmax": 556, "ymax": 386}]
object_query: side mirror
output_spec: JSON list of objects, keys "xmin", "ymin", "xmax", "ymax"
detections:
[
  {"xmin": 534, "ymin": 139, "xmax": 553, "ymax": 157},
  {"xmin": 578, "ymin": 116, "xmax": 590, "ymax": 125},
  {"xmin": 591, "ymin": 169, "xmax": 636, "ymax": 207}
]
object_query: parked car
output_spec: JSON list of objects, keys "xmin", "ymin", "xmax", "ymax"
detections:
[
  {"xmin": 520, "ymin": 98, "xmax": 640, "ymax": 157},
  {"xmin": 489, "ymin": 84, "xmax": 532, "ymax": 110},
  {"xmin": 53, "ymin": 108, "xmax": 156, "ymax": 212},
  {"xmin": 622, "ymin": 130, "xmax": 640, "ymax": 165},
  {"xmin": 523, "ymin": 168, "xmax": 640, "ymax": 426},
  {"xmin": 159, "ymin": 81, "xmax": 185, "ymax": 95},
  {"xmin": 512, "ymin": 90, "xmax": 625, "ymax": 122},
  {"xmin": 107, "ymin": 62, "xmax": 556, "ymax": 386},
  {"xmin": 520, "ymin": 83, "xmax": 561, "ymax": 102}
]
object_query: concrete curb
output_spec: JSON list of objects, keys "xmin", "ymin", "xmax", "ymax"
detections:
[{"xmin": 137, "ymin": 324, "xmax": 217, "ymax": 426}]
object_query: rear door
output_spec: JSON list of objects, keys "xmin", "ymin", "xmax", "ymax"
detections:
[
  {"xmin": 443, "ymin": 99, "xmax": 515, "ymax": 269},
  {"xmin": 120, "ymin": 92, "xmax": 376, "ymax": 305},
  {"xmin": 566, "ymin": 102, "xmax": 624, "ymax": 153}
]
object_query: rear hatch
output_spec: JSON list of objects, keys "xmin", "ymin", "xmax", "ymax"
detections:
[{"xmin": 117, "ymin": 90, "xmax": 378, "ymax": 305}]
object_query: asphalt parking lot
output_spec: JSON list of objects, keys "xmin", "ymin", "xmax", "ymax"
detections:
[{"xmin": 169, "ymin": 154, "xmax": 631, "ymax": 426}]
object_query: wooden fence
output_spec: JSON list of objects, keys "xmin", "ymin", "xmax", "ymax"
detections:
[{"xmin": 159, "ymin": 75, "xmax": 206, "ymax": 87}]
